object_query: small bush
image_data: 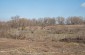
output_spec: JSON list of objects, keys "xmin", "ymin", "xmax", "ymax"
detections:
[{"xmin": 59, "ymin": 37, "xmax": 85, "ymax": 44}]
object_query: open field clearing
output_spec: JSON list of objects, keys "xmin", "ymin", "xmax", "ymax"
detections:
[
  {"xmin": 0, "ymin": 37, "xmax": 85, "ymax": 55},
  {"xmin": 0, "ymin": 25, "xmax": 85, "ymax": 55},
  {"xmin": 0, "ymin": 17, "xmax": 85, "ymax": 55}
]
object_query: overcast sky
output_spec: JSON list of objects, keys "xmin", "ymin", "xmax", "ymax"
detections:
[{"xmin": 0, "ymin": 0, "xmax": 85, "ymax": 21}]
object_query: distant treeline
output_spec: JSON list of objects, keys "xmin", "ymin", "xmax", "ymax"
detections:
[
  {"xmin": 0, "ymin": 16, "xmax": 85, "ymax": 29},
  {"xmin": 0, "ymin": 16, "xmax": 85, "ymax": 39}
]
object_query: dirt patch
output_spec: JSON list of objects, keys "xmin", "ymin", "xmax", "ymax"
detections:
[{"xmin": 0, "ymin": 38, "xmax": 85, "ymax": 55}]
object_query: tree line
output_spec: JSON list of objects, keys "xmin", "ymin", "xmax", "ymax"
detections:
[{"xmin": 0, "ymin": 16, "xmax": 85, "ymax": 29}]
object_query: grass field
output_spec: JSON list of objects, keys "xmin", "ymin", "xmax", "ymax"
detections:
[{"xmin": 0, "ymin": 25, "xmax": 85, "ymax": 55}]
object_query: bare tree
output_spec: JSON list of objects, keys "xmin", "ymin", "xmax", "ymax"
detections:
[
  {"xmin": 57, "ymin": 17, "xmax": 65, "ymax": 25},
  {"xmin": 66, "ymin": 16, "xmax": 83, "ymax": 25}
]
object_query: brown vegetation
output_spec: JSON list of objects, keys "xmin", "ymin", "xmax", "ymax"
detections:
[{"xmin": 0, "ymin": 16, "xmax": 85, "ymax": 55}]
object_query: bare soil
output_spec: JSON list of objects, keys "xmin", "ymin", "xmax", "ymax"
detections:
[{"xmin": 0, "ymin": 38, "xmax": 85, "ymax": 55}]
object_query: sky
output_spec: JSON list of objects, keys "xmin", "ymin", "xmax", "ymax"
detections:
[{"xmin": 0, "ymin": 0, "xmax": 85, "ymax": 21}]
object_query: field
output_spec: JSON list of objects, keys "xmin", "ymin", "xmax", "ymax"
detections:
[
  {"xmin": 0, "ymin": 0, "xmax": 85, "ymax": 55},
  {"xmin": 0, "ymin": 25, "xmax": 85, "ymax": 55}
]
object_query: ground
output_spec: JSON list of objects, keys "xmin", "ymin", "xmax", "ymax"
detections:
[
  {"xmin": 0, "ymin": 25, "xmax": 85, "ymax": 55},
  {"xmin": 0, "ymin": 38, "xmax": 85, "ymax": 55}
]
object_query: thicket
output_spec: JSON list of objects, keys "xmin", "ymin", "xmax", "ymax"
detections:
[{"xmin": 0, "ymin": 16, "xmax": 85, "ymax": 39}]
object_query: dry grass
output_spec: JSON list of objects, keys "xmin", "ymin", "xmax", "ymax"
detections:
[
  {"xmin": 0, "ymin": 38, "xmax": 85, "ymax": 55},
  {"xmin": 0, "ymin": 25, "xmax": 85, "ymax": 55}
]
